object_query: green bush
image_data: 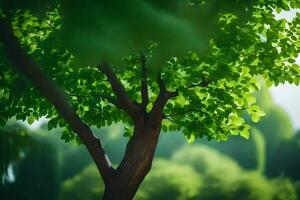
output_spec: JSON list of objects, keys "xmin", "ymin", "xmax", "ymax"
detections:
[
  {"xmin": 136, "ymin": 159, "xmax": 202, "ymax": 200},
  {"xmin": 171, "ymin": 145, "xmax": 281, "ymax": 200},
  {"xmin": 171, "ymin": 145, "xmax": 241, "ymax": 200},
  {"xmin": 294, "ymin": 180, "xmax": 300, "ymax": 200},
  {"xmin": 197, "ymin": 172, "xmax": 273, "ymax": 200},
  {"xmin": 60, "ymin": 164, "xmax": 104, "ymax": 200},
  {"xmin": 230, "ymin": 172, "xmax": 273, "ymax": 200},
  {"xmin": 172, "ymin": 145, "xmax": 242, "ymax": 176},
  {"xmin": 271, "ymin": 177, "xmax": 298, "ymax": 200}
]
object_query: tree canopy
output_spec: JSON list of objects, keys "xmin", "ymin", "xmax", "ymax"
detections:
[{"xmin": 1, "ymin": 0, "xmax": 299, "ymax": 143}]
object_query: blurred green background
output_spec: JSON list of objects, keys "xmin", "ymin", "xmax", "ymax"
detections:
[{"xmin": 1, "ymin": 88, "xmax": 300, "ymax": 200}]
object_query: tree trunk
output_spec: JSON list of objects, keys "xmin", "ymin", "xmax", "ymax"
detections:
[{"xmin": 102, "ymin": 126, "xmax": 161, "ymax": 200}]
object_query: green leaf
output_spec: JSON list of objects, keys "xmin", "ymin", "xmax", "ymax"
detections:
[
  {"xmin": 83, "ymin": 106, "xmax": 89, "ymax": 111},
  {"xmin": 76, "ymin": 135, "xmax": 82, "ymax": 145},
  {"xmin": 265, "ymin": 79, "xmax": 273, "ymax": 88},
  {"xmin": 248, "ymin": 105, "xmax": 266, "ymax": 123},
  {"xmin": 27, "ymin": 115, "xmax": 35, "ymax": 125},
  {"xmin": 240, "ymin": 129, "xmax": 250, "ymax": 139},
  {"xmin": 245, "ymin": 94, "xmax": 256, "ymax": 105},
  {"xmin": 186, "ymin": 134, "xmax": 196, "ymax": 144},
  {"xmin": 61, "ymin": 132, "xmax": 74, "ymax": 143}
]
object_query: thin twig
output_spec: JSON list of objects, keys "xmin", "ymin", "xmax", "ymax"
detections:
[
  {"xmin": 140, "ymin": 53, "xmax": 149, "ymax": 108},
  {"xmin": 184, "ymin": 79, "xmax": 212, "ymax": 89}
]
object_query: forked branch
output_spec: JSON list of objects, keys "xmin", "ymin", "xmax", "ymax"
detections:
[
  {"xmin": 97, "ymin": 63, "xmax": 140, "ymax": 119},
  {"xmin": 148, "ymin": 74, "xmax": 178, "ymax": 126},
  {"xmin": 157, "ymin": 74, "xmax": 179, "ymax": 98}
]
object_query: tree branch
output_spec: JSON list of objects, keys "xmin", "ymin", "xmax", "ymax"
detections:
[
  {"xmin": 0, "ymin": 18, "xmax": 115, "ymax": 184},
  {"xmin": 148, "ymin": 74, "xmax": 178, "ymax": 127},
  {"xmin": 97, "ymin": 63, "xmax": 140, "ymax": 119},
  {"xmin": 140, "ymin": 53, "xmax": 149, "ymax": 109},
  {"xmin": 157, "ymin": 74, "xmax": 179, "ymax": 98},
  {"xmin": 184, "ymin": 79, "xmax": 211, "ymax": 89}
]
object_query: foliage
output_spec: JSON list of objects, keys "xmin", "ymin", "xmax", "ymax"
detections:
[
  {"xmin": 0, "ymin": 0, "xmax": 278, "ymax": 65},
  {"xmin": 0, "ymin": 0, "xmax": 300, "ymax": 145},
  {"xmin": 160, "ymin": 5, "xmax": 300, "ymax": 141}
]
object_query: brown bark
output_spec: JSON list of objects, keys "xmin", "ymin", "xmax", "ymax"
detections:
[{"xmin": 102, "ymin": 124, "xmax": 161, "ymax": 200}]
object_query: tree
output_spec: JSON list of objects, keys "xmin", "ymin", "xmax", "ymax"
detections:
[{"xmin": 0, "ymin": 1, "xmax": 300, "ymax": 199}]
